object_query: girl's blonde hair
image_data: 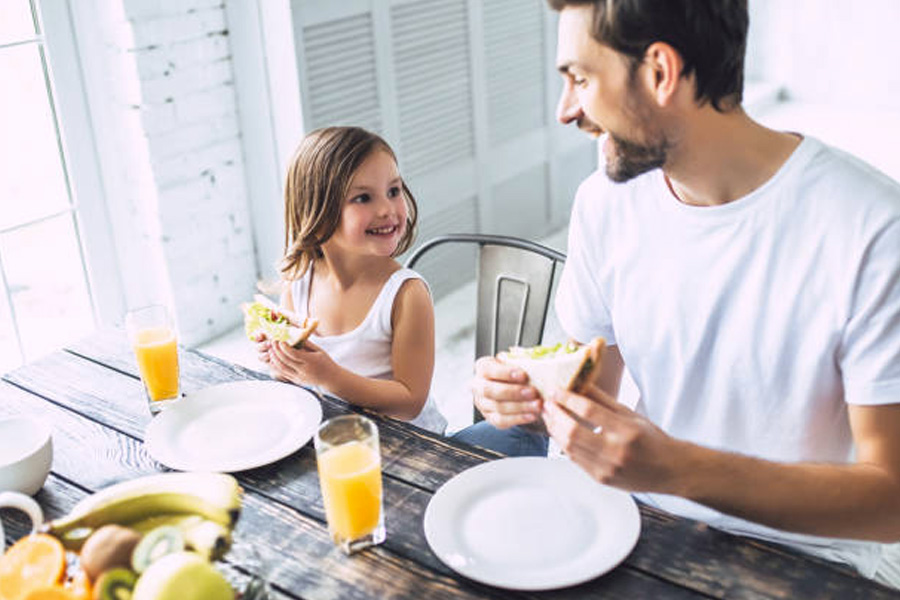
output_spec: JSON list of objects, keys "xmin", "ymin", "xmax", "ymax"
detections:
[{"xmin": 280, "ymin": 126, "xmax": 418, "ymax": 281}]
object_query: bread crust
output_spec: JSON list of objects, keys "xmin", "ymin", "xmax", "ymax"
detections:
[
  {"xmin": 496, "ymin": 338, "xmax": 606, "ymax": 398},
  {"xmin": 289, "ymin": 317, "xmax": 319, "ymax": 348},
  {"xmin": 567, "ymin": 338, "xmax": 606, "ymax": 393}
]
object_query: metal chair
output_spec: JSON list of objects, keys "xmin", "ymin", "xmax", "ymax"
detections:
[{"xmin": 404, "ymin": 233, "xmax": 567, "ymax": 421}]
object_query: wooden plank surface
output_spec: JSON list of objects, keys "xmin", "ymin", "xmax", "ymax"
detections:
[
  {"xmin": 0, "ymin": 380, "xmax": 513, "ymax": 600},
  {"xmin": 64, "ymin": 329, "xmax": 503, "ymax": 488},
  {"xmin": 1, "ymin": 366, "xmax": 702, "ymax": 599},
  {"xmin": 4, "ymin": 332, "xmax": 898, "ymax": 599}
]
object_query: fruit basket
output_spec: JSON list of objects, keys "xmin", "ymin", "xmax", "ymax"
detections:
[{"xmin": 0, "ymin": 472, "xmax": 268, "ymax": 600}]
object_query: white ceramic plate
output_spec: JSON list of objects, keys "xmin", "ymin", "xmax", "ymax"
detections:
[
  {"xmin": 144, "ymin": 380, "xmax": 322, "ymax": 472},
  {"xmin": 424, "ymin": 457, "xmax": 640, "ymax": 590}
]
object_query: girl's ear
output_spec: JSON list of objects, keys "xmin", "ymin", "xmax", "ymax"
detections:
[{"xmin": 641, "ymin": 41, "xmax": 683, "ymax": 108}]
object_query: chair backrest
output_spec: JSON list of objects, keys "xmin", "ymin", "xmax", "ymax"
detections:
[{"xmin": 405, "ymin": 234, "xmax": 566, "ymax": 421}]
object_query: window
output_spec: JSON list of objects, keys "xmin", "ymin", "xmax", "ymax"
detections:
[{"xmin": 0, "ymin": 1, "xmax": 118, "ymax": 373}]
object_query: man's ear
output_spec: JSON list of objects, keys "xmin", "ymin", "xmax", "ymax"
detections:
[{"xmin": 641, "ymin": 41, "xmax": 684, "ymax": 107}]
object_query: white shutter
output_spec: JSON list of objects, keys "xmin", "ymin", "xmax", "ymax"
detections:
[
  {"xmin": 488, "ymin": 163, "xmax": 549, "ymax": 237},
  {"xmin": 483, "ymin": 0, "xmax": 546, "ymax": 145},
  {"xmin": 413, "ymin": 196, "xmax": 480, "ymax": 298},
  {"xmin": 302, "ymin": 13, "xmax": 383, "ymax": 134},
  {"xmin": 551, "ymin": 144, "xmax": 597, "ymax": 224},
  {"xmin": 391, "ymin": 0, "xmax": 475, "ymax": 178},
  {"xmin": 290, "ymin": 0, "xmax": 596, "ymax": 298}
]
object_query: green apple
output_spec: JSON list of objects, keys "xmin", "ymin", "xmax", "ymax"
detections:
[{"xmin": 132, "ymin": 551, "xmax": 234, "ymax": 600}]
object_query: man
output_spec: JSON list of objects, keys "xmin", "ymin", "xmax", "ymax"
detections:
[{"xmin": 465, "ymin": 0, "xmax": 900, "ymax": 587}]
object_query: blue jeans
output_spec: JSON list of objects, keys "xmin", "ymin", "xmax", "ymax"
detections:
[{"xmin": 451, "ymin": 421, "xmax": 549, "ymax": 457}]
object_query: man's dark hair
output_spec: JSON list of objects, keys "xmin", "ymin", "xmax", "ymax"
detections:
[{"xmin": 547, "ymin": 0, "xmax": 748, "ymax": 111}]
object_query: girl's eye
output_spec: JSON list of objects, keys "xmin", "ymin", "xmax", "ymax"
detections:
[
  {"xmin": 387, "ymin": 186, "xmax": 402, "ymax": 199},
  {"xmin": 350, "ymin": 193, "xmax": 370, "ymax": 204},
  {"xmin": 573, "ymin": 76, "xmax": 587, "ymax": 87}
]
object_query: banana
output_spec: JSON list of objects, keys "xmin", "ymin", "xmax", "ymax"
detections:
[
  {"xmin": 67, "ymin": 473, "xmax": 242, "ymax": 522},
  {"xmin": 182, "ymin": 518, "xmax": 233, "ymax": 561},
  {"xmin": 128, "ymin": 513, "xmax": 205, "ymax": 535},
  {"xmin": 42, "ymin": 472, "xmax": 242, "ymax": 546},
  {"xmin": 128, "ymin": 514, "xmax": 233, "ymax": 561}
]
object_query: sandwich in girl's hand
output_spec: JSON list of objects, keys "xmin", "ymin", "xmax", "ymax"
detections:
[
  {"xmin": 497, "ymin": 338, "xmax": 605, "ymax": 399},
  {"xmin": 241, "ymin": 294, "xmax": 318, "ymax": 347}
]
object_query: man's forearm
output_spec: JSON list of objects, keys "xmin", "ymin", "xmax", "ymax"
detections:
[{"xmin": 674, "ymin": 441, "xmax": 900, "ymax": 542}]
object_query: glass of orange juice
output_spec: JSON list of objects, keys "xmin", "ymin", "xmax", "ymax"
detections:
[
  {"xmin": 125, "ymin": 304, "xmax": 180, "ymax": 415},
  {"xmin": 314, "ymin": 414, "xmax": 385, "ymax": 554}
]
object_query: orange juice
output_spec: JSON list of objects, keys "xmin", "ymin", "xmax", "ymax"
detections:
[
  {"xmin": 317, "ymin": 440, "xmax": 382, "ymax": 541},
  {"xmin": 132, "ymin": 326, "xmax": 179, "ymax": 401}
]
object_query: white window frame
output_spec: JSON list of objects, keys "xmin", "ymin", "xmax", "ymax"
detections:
[
  {"xmin": 32, "ymin": 0, "xmax": 124, "ymax": 323},
  {"xmin": 226, "ymin": 0, "xmax": 305, "ymax": 283}
]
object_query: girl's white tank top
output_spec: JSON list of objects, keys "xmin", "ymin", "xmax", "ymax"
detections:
[{"xmin": 290, "ymin": 266, "xmax": 447, "ymax": 434}]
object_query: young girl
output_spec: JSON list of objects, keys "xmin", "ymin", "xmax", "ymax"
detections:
[{"xmin": 257, "ymin": 126, "xmax": 446, "ymax": 434}]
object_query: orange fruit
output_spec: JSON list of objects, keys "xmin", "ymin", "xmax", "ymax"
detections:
[
  {"xmin": 23, "ymin": 587, "xmax": 78, "ymax": 600},
  {"xmin": 23, "ymin": 587, "xmax": 79, "ymax": 600},
  {"xmin": 0, "ymin": 534, "xmax": 66, "ymax": 600},
  {"xmin": 63, "ymin": 569, "xmax": 92, "ymax": 600}
]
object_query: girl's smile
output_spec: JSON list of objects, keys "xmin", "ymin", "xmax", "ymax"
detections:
[{"xmin": 366, "ymin": 223, "xmax": 400, "ymax": 236}]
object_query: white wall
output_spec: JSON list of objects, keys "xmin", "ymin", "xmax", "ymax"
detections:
[
  {"xmin": 746, "ymin": 0, "xmax": 900, "ymax": 182},
  {"xmin": 70, "ymin": 0, "xmax": 259, "ymax": 345},
  {"xmin": 748, "ymin": 0, "xmax": 900, "ymax": 111}
]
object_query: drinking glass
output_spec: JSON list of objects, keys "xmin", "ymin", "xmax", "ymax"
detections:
[
  {"xmin": 125, "ymin": 304, "xmax": 181, "ymax": 415},
  {"xmin": 314, "ymin": 415, "xmax": 385, "ymax": 554}
]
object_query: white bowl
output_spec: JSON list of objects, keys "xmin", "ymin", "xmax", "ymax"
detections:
[{"xmin": 0, "ymin": 416, "xmax": 53, "ymax": 496}]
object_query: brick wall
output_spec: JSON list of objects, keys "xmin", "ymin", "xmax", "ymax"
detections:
[{"xmin": 72, "ymin": 0, "xmax": 259, "ymax": 346}]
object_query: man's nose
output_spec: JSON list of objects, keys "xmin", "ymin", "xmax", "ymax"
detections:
[{"xmin": 556, "ymin": 82, "xmax": 583, "ymax": 125}]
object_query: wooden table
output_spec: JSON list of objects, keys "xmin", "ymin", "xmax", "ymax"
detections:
[{"xmin": 1, "ymin": 329, "xmax": 897, "ymax": 599}]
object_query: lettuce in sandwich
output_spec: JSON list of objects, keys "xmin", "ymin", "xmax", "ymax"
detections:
[{"xmin": 241, "ymin": 294, "xmax": 318, "ymax": 347}]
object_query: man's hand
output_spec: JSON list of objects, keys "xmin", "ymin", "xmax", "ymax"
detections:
[
  {"xmin": 471, "ymin": 356, "xmax": 542, "ymax": 429},
  {"xmin": 545, "ymin": 385, "xmax": 900, "ymax": 541},
  {"xmin": 543, "ymin": 383, "xmax": 684, "ymax": 493}
]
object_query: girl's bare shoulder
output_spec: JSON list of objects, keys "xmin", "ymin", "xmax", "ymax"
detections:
[{"xmin": 391, "ymin": 272, "xmax": 433, "ymax": 325}]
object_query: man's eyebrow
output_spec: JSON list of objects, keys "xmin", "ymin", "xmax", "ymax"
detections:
[{"xmin": 557, "ymin": 63, "xmax": 572, "ymax": 75}]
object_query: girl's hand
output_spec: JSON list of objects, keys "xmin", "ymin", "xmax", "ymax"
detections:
[
  {"xmin": 268, "ymin": 339, "xmax": 337, "ymax": 388},
  {"xmin": 255, "ymin": 336, "xmax": 272, "ymax": 365}
]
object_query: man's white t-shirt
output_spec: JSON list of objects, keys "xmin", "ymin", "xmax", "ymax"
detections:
[{"xmin": 555, "ymin": 136, "xmax": 900, "ymax": 577}]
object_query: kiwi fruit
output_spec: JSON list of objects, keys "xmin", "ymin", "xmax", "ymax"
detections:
[
  {"xmin": 93, "ymin": 567, "xmax": 137, "ymax": 600},
  {"xmin": 79, "ymin": 524, "xmax": 142, "ymax": 581},
  {"xmin": 130, "ymin": 525, "xmax": 185, "ymax": 574}
]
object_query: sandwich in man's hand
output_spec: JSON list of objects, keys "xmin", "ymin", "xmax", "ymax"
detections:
[
  {"xmin": 241, "ymin": 294, "xmax": 318, "ymax": 347},
  {"xmin": 496, "ymin": 338, "xmax": 605, "ymax": 400}
]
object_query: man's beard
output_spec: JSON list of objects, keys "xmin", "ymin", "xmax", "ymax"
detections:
[
  {"xmin": 604, "ymin": 69, "xmax": 670, "ymax": 183},
  {"xmin": 605, "ymin": 132, "xmax": 668, "ymax": 183}
]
